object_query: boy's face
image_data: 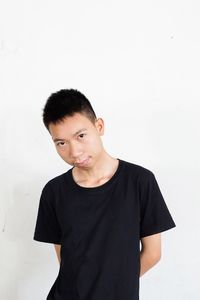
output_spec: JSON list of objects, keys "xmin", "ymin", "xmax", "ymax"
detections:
[{"xmin": 48, "ymin": 112, "xmax": 105, "ymax": 168}]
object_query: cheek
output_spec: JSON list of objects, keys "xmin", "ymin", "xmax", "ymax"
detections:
[
  {"xmin": 56, "ymin": 147, "xmax": 67, "ymax": 156},
  {"xmin": 88, "ymin": 136, "xmax": 102, "ymax": 149}
]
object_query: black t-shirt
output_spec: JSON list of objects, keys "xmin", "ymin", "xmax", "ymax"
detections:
[{"xmin": 33, "ymin": 158, "xmax": 176, "ymax": 300}]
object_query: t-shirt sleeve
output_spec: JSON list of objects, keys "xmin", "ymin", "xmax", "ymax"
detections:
[
  {"xmin": 33, "ymin": 182, "xmax": 62, "ymax": 244},
  {"xmin": 139, "ymin": 171, "xmax": 176, "ymax": 238}
]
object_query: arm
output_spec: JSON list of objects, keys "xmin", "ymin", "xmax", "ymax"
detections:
[
  {"xmin": 54, "ymin": 244, "xmax": 61, "ymax": 264},
  {"xmin": 140, "ymin": 233, "xmax": 161, "ymax": 277}
]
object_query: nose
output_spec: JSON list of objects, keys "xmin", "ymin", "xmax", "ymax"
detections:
[{"xmin": 69, "ymin": 141, "xmax": 83, "ymax": 160}]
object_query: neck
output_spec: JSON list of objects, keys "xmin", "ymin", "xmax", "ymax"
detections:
[{"xmin": 73, "ymin": 152, "xmax": 118, "ymax": 182}]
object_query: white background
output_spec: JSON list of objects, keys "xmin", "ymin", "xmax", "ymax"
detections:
[{"xmin": 0, "ymin": 0, "xmax": 200, "ymax": 299}]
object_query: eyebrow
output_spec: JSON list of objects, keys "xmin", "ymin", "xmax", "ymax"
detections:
[{"xmin": 53, "ymin": 128, "xmax": 87, "ymax": 142}]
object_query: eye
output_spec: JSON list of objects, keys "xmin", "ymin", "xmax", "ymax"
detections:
[
  {"xmin": 56, "ymin": 142, "xmax": 65, "ymax": 146},
  {"xmin": 78, "ymin": 133, "xmax": 86, "ymax": 139}
]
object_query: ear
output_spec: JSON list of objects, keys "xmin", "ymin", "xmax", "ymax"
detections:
[{"xmin": 95, "ymin": 118, "xmax": 104, "ymax": 136}]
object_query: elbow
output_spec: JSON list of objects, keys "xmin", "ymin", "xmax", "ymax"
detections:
[
  {"xmin": 151, "ymin": 251, "xmax": 161, "ymax": 264},
  {"xmin": 142, "ymin": 249, "xmax": 161, "ymax": 265}
]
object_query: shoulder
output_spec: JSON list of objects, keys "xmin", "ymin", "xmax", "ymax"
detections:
[
  {"xmin": 42, "ymin": 168, "xmax": 71, "ymax": 191},
  {"xmin": 120, "ymin": 159, "xmax": 155, "ymax": 181}
]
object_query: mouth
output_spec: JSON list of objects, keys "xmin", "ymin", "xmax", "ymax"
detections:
[{"xmin": 75, "ymin": 158, "xmax": 90, "ymax": 166}]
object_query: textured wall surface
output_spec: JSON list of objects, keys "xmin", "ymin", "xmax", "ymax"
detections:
[{"xmin": 0, "ymin": 1, "xmax": 200, "ymax": 299}]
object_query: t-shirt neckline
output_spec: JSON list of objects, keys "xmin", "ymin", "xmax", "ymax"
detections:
[{"xmin": 68, "ymin": 158, "xmax": 123, "ymax": 194}]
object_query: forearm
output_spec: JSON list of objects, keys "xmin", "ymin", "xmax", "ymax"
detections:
[
  {"xmin": 54, "ymin": 244, "xmax": 61, "ymax": 264},
  {"xmin": 139, "ymin": 249, "xmax": 160, "ymax": 277}
]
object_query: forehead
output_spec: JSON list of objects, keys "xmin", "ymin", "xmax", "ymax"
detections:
[{"xmin": 49, "ymin": 113, "xmax": 95, "ymax": 137}]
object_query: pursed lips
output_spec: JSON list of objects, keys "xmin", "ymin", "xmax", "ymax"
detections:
[{"xmin": 75, "ymin": 158, "xmax": 89, "ymax": 165}]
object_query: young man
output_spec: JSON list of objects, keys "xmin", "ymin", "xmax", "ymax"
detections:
[{"xmin": 33, "ymin": 89, "xmax": 176, "ymax": 300}]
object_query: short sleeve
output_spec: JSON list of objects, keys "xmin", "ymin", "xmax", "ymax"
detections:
[
  {"xmin": 139, "ymin": 171, "xmax": 176, "ymax": 238},
  {"xmin": 33, "ymin": 182, "xmax": 62, "ymax": 244}
]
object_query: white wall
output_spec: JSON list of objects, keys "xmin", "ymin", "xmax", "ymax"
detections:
[{"xmin": 0, "ymin": 0, "xmax": 200, "ymax": 299}]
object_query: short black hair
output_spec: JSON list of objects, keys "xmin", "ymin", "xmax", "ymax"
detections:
[{"xmin": 42, "ymin": 89, "xmax": 97, "ymax": 130}]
